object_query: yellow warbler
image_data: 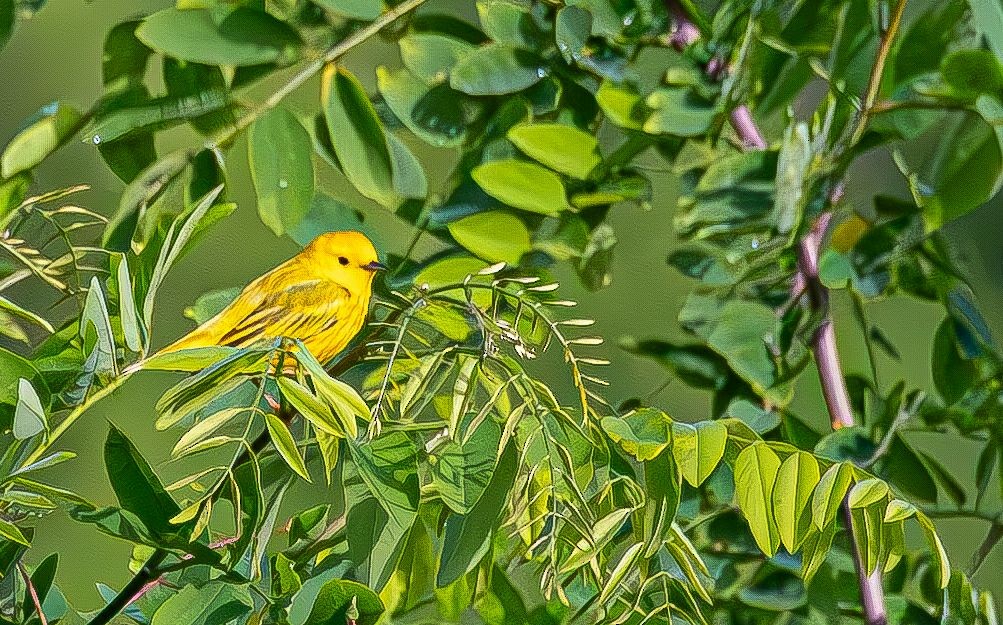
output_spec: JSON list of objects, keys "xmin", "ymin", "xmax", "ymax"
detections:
[{"xmin": 158, "ymin": 230, "xmax": 385, "ymax": 363}]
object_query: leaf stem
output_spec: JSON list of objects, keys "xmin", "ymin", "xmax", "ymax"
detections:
[{"xmin": 18, "ymin": 562, "xmax": 48, "ymax": 625}]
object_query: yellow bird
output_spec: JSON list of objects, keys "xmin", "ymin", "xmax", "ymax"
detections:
[{"xmin": 158, "ymin": 230, "xmax": 385, "ymax": 363}]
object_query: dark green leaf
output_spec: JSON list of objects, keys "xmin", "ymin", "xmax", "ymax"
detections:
[
  {"xmin": 104, "ymin": 423, "xmax": 182, "ymax": 538},
  {"xmin": 438, "ymin": 442, "xmax": 516, "ymax": 586}
]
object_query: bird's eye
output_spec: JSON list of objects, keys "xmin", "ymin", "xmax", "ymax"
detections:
[{"xmin": 338, "ymin": 256, "xmax": 350, "ymax": 266}]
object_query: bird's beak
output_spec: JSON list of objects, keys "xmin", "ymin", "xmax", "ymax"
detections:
[{"xmin": 363, "ymin": 260, "xmax": 388, "ymax": 272}]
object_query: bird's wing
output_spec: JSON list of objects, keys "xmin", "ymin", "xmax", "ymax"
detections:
[{"xmin": 214, "ymin": 277, "xmax": 352, "ymax": 348}]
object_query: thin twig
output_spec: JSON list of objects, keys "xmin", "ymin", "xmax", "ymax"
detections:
[
  {"xmin": 848, "ymin": 0, "xmax": 909, "ymax": 146},
  {"xmin": 18, "ymin": 562, "xmax": 48, "ymax": 625}
]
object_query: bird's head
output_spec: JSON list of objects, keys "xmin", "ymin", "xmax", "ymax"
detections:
[{"xmin": 306, "ymin": 230, "xmax": 386, "ymax": 288}]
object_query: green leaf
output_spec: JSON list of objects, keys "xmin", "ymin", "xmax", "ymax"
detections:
[
  {"xmin": 438, "ymin": 442, "xmax": 516, "ymax": 586},
  {"xmin": 249, "ymin": 107, "xmax": 314, "ymax": 236},
  {"xmin": 294, "ymin": 345, "xmax": 370, "ymax": 436},
  {"xmin": 447, "ymin": 210, "xmax": 532, "ymax": 264},
  {"xmin": 706, "ymin": 300, "xmax": 784, "ymax": 402},
  {"xmin": 141, "ymin": 185, "xmax": 227, "ymax": 329},
  {"xmin": 560, "ymin": 508, "xmax": 633, "ymax": 574},
  {"xmin": 915, "ymin": 511, "xmax": 951, "ymax": 588},
  {"xmin": 0, "ymin": 0, "xmax": 12, "ymax": 53},
  {"xmin": 114, "ymin": 255, "xmax": 143, "ymax": 352},
  {"xmin": 266, "ymin": 413, "xmax": 311, "ymax": 482},
  {"xmin": 0, "ymin": 297, "xmax": 52, "ymax": 335},
  {"xmin": 507, "ymin": 123, "xmax": 601, "ymax": 180},
  {"xmin": 1, "ymin": 103, "xmax": 83, "ymax": 178},
  {"xmin": 884, "ymin": 499, "xmax": 917, "ymax": 523},
  {"xmin": 477, "ymin": 0, "xmax": 541, "ymax": 47},
  {"xmin": 81, "ymin": 277, "xmax": 118, "ymax": 377},
  {"xmin": 104, "ymin": 423, "xmax": 181, "ymax": 538},
  {"xmin": 314, "ymin": 0, "xmax": 383, "ymax": 20},
  {"xmin": 323, "ymin": 66, "xmax": 403, "ymax": 209},
  {"xmin": 644, "ymin": 87, "xmax": 716, "ymax": 137},
  {"xmin": 84, "ymin": 90, "xmax": 230, "ymax": 145},
  {"xmin": 472, "ymin": 159, "xmax": 570, "ymax": 215},
  {"xmin": 641, "ymin": 449, "xmax": 681, "ymax": 557},
  {"xmin": 0, "ymin": 518, "xmax": 30, "ymax": 546},
  {"xmin": 847, "ymin": 477, "xmax": 888, "ymax": 508},
  {"xmin": 304, "ymin": 579, "xmax": 384, "ymax": 625},
  {"xmin": 620, "ymin": 338, "xmax": 729, "ymax": 390},
  {"xmin": 880, "ymin": 434, "xmax": 937, "ymax": 503},
  {"xmin": 163, "ymin": 58, "xmax": 236, "ymax": 136},
  {"xmin": 800, "ymin": 521, "xmax": 837, "ymax": 583},
  {"xmin": 671, "ymin": 420, "xmax": 727, "ymax": 487},
  {"xmin": 555, "ymin": 6, "xmax": 592, "ymax": 64},
  {"xmin": 811, "ymin": 462, "xmax": 853, "ymax": 530},
  {"xmin": 598, "ymin": 542, "xmax": 644, "ymax": 605},
  {"xmin": 171, "ymin": 407, "xmax": 244, "ymax": 458},
  {"xmin": 136, "ymin": 8, "xmax": 300, "ymax": 66},
  {"xmin": 431, "ymin": 418, "xmax": 501, "ymax": 514},
  {"xmin": 346, "ymin": 433, "xmax": 419, "ymax": 587},
  {"xmin": 450, "ymin": 44, "xmax": 545, "ymax": 95},
  {"xmin": 596, "ymin": 81, "xmax": 646, "ymax": 130},
  {"xmin": 183, "ymin": 287, "xmax": 240, "ymax": 326},
  {"xmin": 377, "ymin": 66, "xmax": 471, "ymax": 148},
  {"xmin": 278, "ymin": 377, "xmax": 346, "ymax": 438},
  {"xmin": 919, "ymin": 109, "xmax": 1002, "ymax": 232},
  {"xmin": 601, "ymin": 408, "xmax": 672, "ymax": 461},
  {"xmin": 941, "ymin": 49, "xmax": 1003, "ymax": 97},
  {"xmin": 772, "ymin": 451, "xmax": 820, "ymax": 552},
  {"xmin": 13, "ymin": 378, "xmax": 45, "ymax": 440},
  {"xmin": 399, "ymin": 33, "xmax": 475, "ymax": 84},
  {"xmin": 932, "ymin": 317, "xmax": 979, "ymax": 404},
  {"xmin": 734, "ymin": 442, "xmax": 782, "ymax": 556},
  {"xmin": 150, "ymin": 582, "xmax": 253, "ymax": 625}
]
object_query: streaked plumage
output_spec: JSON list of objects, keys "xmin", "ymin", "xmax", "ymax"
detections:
[{"xmin": 159, "ymin": 231, "xmax": 384, "ymax": 363}]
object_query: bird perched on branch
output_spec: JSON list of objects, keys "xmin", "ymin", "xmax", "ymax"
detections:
[{"xmin": 158, "ymin": 230, "xmax": 385, "ymax": 364}]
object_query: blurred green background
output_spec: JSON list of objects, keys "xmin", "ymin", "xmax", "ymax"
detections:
[{"xmin": 1, "ymin": 0, "xmax": 1001, "ymax": 610}]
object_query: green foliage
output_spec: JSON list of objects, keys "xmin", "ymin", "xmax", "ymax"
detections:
[{"xmin": 0, "ymin": 0, "xmax": 1001, "ymax": 624}]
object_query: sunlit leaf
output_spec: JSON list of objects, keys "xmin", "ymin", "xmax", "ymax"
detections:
[{"xmin": 734, "ymin": 442, "xmax": 781, "ymax": 556}]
